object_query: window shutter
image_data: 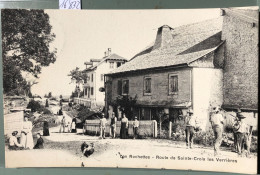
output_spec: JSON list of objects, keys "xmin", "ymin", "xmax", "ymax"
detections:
[{"xmin": 118, "ymin": 80, "xmax": 122, "ymax": 95}]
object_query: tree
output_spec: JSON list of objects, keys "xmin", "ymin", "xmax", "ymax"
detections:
[
  {"xmin": 2, "ymin": 9, "xmax": 57, "ymax": 95},
  {"xmin": 48, "ymin": 92, "xmax": 52, "ymax": 98},
  {"xmin": 68, "ymin": 67, "xmax": 88, "ymax": 98},
  {"xmin": 28, "ymin": 92, "xmax": 33, "ymax": 98},
  {"xmin": 112, "ymin": 95, "xmax": 137, "ymax": 120}
]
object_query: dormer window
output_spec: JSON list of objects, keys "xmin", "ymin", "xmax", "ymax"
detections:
[
  {"xmin": 117, "ymin": 62, "xmax": 121, "ymax": 68},
  {"xmin": 110, "ymin": 62, "xmax": 114, "ymax": 69}
]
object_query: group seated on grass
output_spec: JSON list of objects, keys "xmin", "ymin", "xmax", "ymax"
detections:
[{"xmin": 8, "ymin": 131, "xmax": 44, "ymax": 150}]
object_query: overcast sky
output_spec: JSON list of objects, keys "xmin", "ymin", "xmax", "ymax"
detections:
[{"xmin": 31, "ymin": 9, "xmax": 220, "ymax": 97}]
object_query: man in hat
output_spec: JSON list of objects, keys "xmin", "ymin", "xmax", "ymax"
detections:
[
  {"xmin": 210, "ymin": 106, "xmax": 224, "ymax": 156},
  {"xmin": 184, "ymin": 109, "xmax": 197, "ymax": 149},
  {"xmin": 100, "ymin": 113, "xmax": 107, "ymax": 139},
  {"xmin": 233, "ymin": 113, "xmax": 249, "ymax": 155},
  {"xmin": 232, "ymin": 108, "xmax": 241, "ymax": 152},
  {"xmin": 110, "ymin": 112, "xmax": 117, "ymax": 138},
  {"xmin": 133, "ymin": 116, "xmax": 139, "ymax": 139},
  {"xmin": 9, "ymin": 131, "xmax": 23, "ymax": 150}
]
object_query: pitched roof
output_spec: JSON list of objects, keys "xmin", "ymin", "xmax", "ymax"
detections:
[
  {"xmin": 83, "ymin": 53, "xmax": 127, "ymax": 72},
  {"xmin": 223, "ymin": 8, "xmax": 258, "ymax": 24},
  {"xmin": 108, "ymin": 17, "xmax": 223, "ymax": 75}
]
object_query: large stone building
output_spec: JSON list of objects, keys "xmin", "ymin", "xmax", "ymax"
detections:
[
  {"xmin": 105, "ymin": 8, "xmax": 258, "ymax": 131},
  {"xmin": 221, "ymin": 8, "xmax": 258, "ymax": 111}
]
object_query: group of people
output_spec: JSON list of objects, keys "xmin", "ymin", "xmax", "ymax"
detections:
[
  {"xmin": 9, "ymin": 116, "xmax": 45, "ymax": 150},
  {"xmin": 99, "ymin": 112, "xmax": 139, "ymax": 139},
  {"xmin": 59, "ymin": 115, "xmax": 77, "ymax": 133},
  {"xmin": 184, "ymin": 106, "xmax": 251, "ymax": 156}
]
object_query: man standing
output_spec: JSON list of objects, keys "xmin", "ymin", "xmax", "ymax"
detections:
[
  {"xmin": 60, "ymin": 116, "xmax": 66, "ymax": 133},
  {"xmin": 233, "ymin": 113, "xmax": 248, "ymax": 155},
  {"xmin": 100, "ymin": 113, "xmax": 107, "ymax": 139},
  {"xmin": 210, "ymin": 106, "xmax": 224, "ymax": 156},
  {"xmin": 232, "ymin": 109, "xmax": 241, "ymax": 152},
  {"xmin": 110, "ymin": 112, "xmax": 117, "ymax": 138},
  {"xmin": 185, "ymin": 109, "xmax": 196, "ymax": 149},
  {"xmin": 133, "ymin": 116, "xmax": 139, "ymax": 139}
]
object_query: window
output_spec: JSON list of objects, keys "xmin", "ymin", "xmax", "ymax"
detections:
[
  {"xmin": 117, "ymin": 80, "xmax": 122, "ymax": 95},
  {"xmin": 91, "ymin": 87, "xmax": 94, "ymax": 95},
  {"xmin": 91, "ymin": 74, "xmax": 93, "ymax": 82},
  {"xmin": 87, "ymin": 87, "xmax": 90, "ymax": 98},
  {"xmin": 169, "ymin": 74, "xmax": 178, "ymax": 94},
  {"xmin": 144, "ymin": 77, "xmax": 151, "ymax": 95},
  {"xmin": 122, "ymin": 79, "xmax": 129, "ymax": 95},
  {"xmin": 110, "ymin": 62, "xmax": 114, "ymax": 69},
  {"xmin": 101, "ymin": 74, "xmax": 104, "ymax": 81},
  {"xmin": 117, "ymin": 62, "xmax": 121, "ymax": 68},
  {"xmin": 84, "ymin": 88, "xmax": 88, "ymax": 96}
]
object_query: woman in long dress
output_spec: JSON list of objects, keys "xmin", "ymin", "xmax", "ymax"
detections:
[
  {"xmin": 71, "ymin": 117, "xmax": 77, "ymax": 133},
  {"xmin": 120, "ymin": 114, "xmax": 128, "ymax": 139},
  {"xmin": 43, "ymin": 119, "xmax": 50, "ymax": 136},
  {"xmin": 20, "ymin": 116, "xmax": 34, "ymax": 149}
]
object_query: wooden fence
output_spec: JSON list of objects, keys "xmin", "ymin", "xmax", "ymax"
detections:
[{"xmin": 83, "ymin": 120, "xmax": 157, "ymax": 138}]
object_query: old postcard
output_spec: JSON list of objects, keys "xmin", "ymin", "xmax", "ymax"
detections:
[{"xmin": 2, "ymin": 7, "xmax": 258, "ymax": 174}]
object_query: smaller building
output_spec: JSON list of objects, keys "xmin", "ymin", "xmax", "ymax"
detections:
[{"xmin": 82, "ymin": 49, "xmax": 127, "ymax": 108}]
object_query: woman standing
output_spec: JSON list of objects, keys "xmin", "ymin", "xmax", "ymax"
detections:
[
  {"xmin": 20, "ymin": 116, "xmax": 34, "ymax": 149},
  {"xmin": 71, "ymin": 117, "xmax": 77, "ymax": 133},
  {"xmin": 120, "ymin": 114, "xmax": 128, "ymax": 139},
  {"xmin": 43, "ymin": 118, "xmax": 50, "ymax": 136}
]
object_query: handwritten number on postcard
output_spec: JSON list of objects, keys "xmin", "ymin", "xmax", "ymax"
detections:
[{"xmin": 59, "ymin": 0, "xmax": 81, "ymax": 9}]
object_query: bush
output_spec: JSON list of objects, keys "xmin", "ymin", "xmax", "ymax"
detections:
[
  {"xmin": 50, "ymin": 97, "xmax": 57, "ymax": 101},
  {"xmin": 193, "ymin": 130, "xmax": 215, "ymax": 146},
  {"xmin": 27, "ymin": 100, "xmax": 43, "ymax": 112},
  {"xmin": 43, "ymin": 108, "xmax": 52, "ymax": 114},
  {"xmin": 27, "ymin": 99, "xmax": 52, "ymax": 114}
]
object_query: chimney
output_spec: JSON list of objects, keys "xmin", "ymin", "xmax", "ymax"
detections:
[
  {"xmin": 152, "ymin": 25, "xmax": 174, "ymax": 50},
  {"xmin": 85, "ymin": 62, "xmax": 93, "ymax": 69},
  {"xmin": 107, "ymin": 48, "xmax": 111, "ymax": 56},
  {"xmin": 104, "ymin": 51, "xmax": 107, "ymax": 57}
]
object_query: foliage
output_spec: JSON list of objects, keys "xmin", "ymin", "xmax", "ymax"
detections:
[
  {"xmin": 70, "ymin": 89, "xmax": 84, "ymax": 98},
  {"xmin": 27, "ymin": 99, "xmax": 52, "ymax": 114},
  {"xmin": 112, "ymin": 95, "xmax": 137, "ymax": 120},
  {"xmin": 48, "ymin": 92, "xmax": 52, "ymax": 98},
  {"xmin": 28, "ymin": 92, "xmax": 33, "ymax": 98},
  {"xmin": 68, "ymin": 67, "xmax": 88, "ymax": 85},
  {"xmin": 2, "ymin": 9, "xmax": 57, "ymax": 95},
  {"xmin": 3, "ymin": 61, "xmax": 28, "ymax": 95},
  {"xmin": 27, "ymin": 100, "xmax": 42, "ymax": 112},
  {"xmin": 50, "ymin": 97, "xmax": 57, "ymax": 101},
  {"xmin": 42, "ymin": 108, "xmax": 52, "ymax": 114}
]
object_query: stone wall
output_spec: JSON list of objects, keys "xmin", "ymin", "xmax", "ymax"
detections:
[{"xmin": 221, "ymin": 10, "xmax": 258, "ymax": 110}]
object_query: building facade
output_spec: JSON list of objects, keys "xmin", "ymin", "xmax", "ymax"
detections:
[
  {"xmin": 220, "ymin": 8, "xmax": 258, "ymax": 130},
  {"xmin": 82, "ymin": 51, "xmax": 127, "ymax": 108},
  {"xmin": 105, "ymin": 8, "xmax": 258, "ymax": 131},
  {"xmin": 106, "ymin": 18, "xmax": 225, "ymax": 130}
]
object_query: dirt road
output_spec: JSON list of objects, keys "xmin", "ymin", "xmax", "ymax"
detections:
[{"xmin": 5, "ymin": 111, "xmax": 257, "ymax": 174}]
